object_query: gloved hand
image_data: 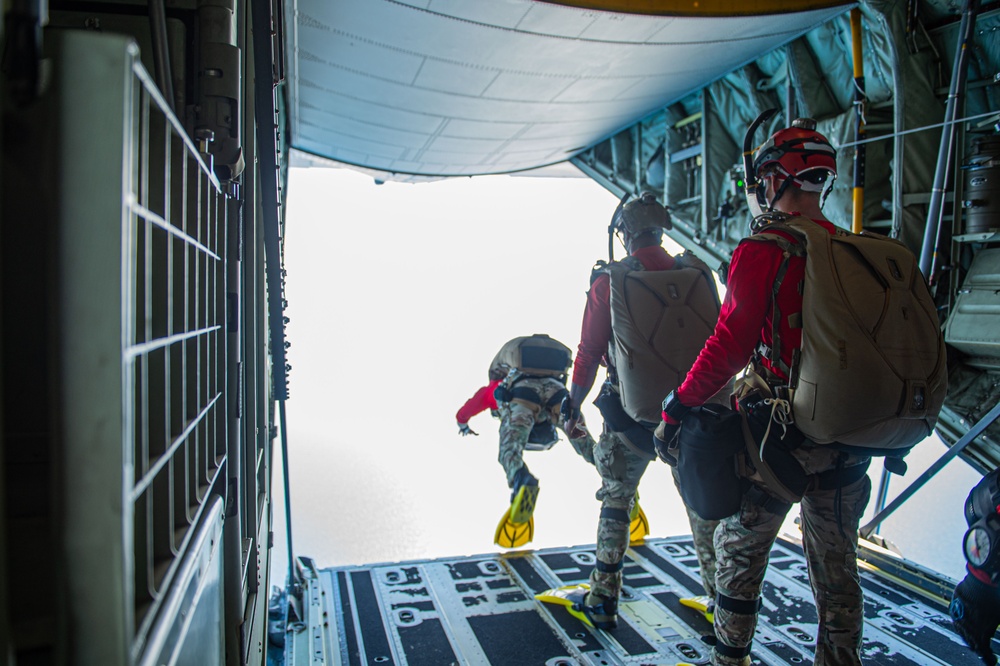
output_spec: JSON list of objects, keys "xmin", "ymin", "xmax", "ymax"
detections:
[
  {"xmin": 457, "ymin": 422, "xmax": 478, "ymax": 437},
  {"xmin": 653, "ymin": 419, "xmax": 679, "ymax": 466},
  {"xmin": 560, "ymin": 396, "xmax": 586, "ymax": 439},
  {"xmin": 951, "ymin": 572, "xmax": 1000, "ymax": 665}
]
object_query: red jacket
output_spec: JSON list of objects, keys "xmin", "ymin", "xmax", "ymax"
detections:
[
  {"xmin": 456, "ymin": 379, "xmax": 501, "ymax": 424},
  {"xmin": 571, "ymin": 245, "xmax": 676, "ymax": 393},
  {"xmin": 673, "ymin": 217, "xmax": 838, "ymax": 412}
]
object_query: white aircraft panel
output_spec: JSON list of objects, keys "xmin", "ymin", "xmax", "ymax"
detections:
[{"xmin": 287, "ymin": 0, "xmax": 849, "ymax": 179}]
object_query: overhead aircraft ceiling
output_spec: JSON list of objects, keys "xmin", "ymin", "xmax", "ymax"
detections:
[{"xmin": 285, "ymin": 0, "xmax": 850, "ymax": 182}]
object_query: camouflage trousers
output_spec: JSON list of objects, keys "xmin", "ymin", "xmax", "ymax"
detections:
[
  {"xmin": 713, "ymin": 446, "xmax": 872, "ymax": 666},
  {"xmin": 497, "ymin": 376, "xmax": 596, "ymax": 487},
  {"xmin": 588, "ymin": 428, "xmax": 719, "ymax": 602}
]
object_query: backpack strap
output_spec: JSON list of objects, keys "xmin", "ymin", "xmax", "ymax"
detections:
[
  {"xmin": 589, "ymin": 256, "xmax": 644, "ymax": 286},
  {"xmin": 742, "ymin": 223, "xmax": 807, "ymax": 379},
  {"xmin": 589, "ymin": 260, "xmax": 609, "ymax": 286},
  {"xmin": 675, "ymin": 250, "xmax": 722, "ymax": 309}
]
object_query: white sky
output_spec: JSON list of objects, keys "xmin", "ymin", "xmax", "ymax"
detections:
[{"xmin": 269, "ymin": 164, "xmax": 978, "ymax": 588}]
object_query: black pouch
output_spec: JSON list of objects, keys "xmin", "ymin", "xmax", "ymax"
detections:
[
  {"xmin": 593, "ymin": 384, "xmax": 656, "ymax": 460},
  {"xmin": 493, "ymin": 384, "xmax": 512, "ymax": 403},
  {"xmin": 677, "ymin": 403, "xmax": 745, "ymax": 520},
  {"xmin": 593, "ymin": 383, "xmax": 631, "ymax": 431},
  {"xmin": 526, "ymin": 420, "xmax": 558, "ymax": 451},
  {"xmin": 739, "ymin": 394, "xmax": 809, "ymax": 499}
]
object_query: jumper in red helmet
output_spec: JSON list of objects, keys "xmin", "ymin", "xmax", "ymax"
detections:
[{"xmin": 753, "ymin": 118, "xmax": 838, "ymax": 209}]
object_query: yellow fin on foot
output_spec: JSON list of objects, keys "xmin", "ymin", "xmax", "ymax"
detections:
[
  {"xmin": 509, "ymin": 483, "xmax": 539, "ymax": 524},
  {"xmin": 535, "ymin": 584, "xmax": 597, "ymax": 628},
  {"xmin": 679, "ymin": 594, "xmax": 714, "ymax": 623},
  {"xmin": 534, "ymin": 582, "xmax": 590, "ymax": 607},
  {"xmin": 629, "ymin": 504, "xmax": 650, "ymax": 545},
  {"xmin": 494, "ymin": 506, "xmax": 534, "ymax": 548}
]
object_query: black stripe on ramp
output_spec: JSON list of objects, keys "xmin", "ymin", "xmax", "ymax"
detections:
[
  {"xmin": 350, "ymin": 569, "xmax": 396, "ymax": 665},
  {"xmin": 468, "ymin": 609, "xmax": 573, "ymax": 665},
  {"xmin": 397, "ymin": 618, "xmax": 457, "ymax": 666},
  {"xmin": 337, "ymin": 571, "xmax": 363, "ymax": 666}
]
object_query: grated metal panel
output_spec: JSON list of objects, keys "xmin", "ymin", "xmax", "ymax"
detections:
[{"xmin": 124, "ymin": 61, "xmax": 228, "ymax": 653}]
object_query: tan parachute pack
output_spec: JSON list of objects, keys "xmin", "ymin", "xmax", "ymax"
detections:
[
  {"xmin": 607, "ymin": 253, "xmax": 721, "ymax": 424},
  {"xmin": 751, "ymin": 216, "xmax": 947, "ymax": 453},
  {"xmin": 490, "ymin": 334, "xmax": 572, "ymax": 379}
]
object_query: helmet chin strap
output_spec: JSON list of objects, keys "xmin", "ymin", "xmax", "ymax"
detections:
[
  {"xmin": 608, "ymin": 192, "xmax": 630, "ymax": 262},
  {"xmin": 743, "ymin": 108, "xmax": 779, "ymax": 218},
  {"xmin": 769, "ymin": 174, "xmax": 794, "ymax": 211}
]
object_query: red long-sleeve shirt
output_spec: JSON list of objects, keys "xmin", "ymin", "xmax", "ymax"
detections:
[
  {"xmin": 571, "ymin": 245, "xmax": 676, "ymax": 393},
  {"xmin": 673, "ymin": 217, "xmax": 837, "ymax": 411},
  {"xmin": 456, "ymin": 379, "xmax": 501, "ymax": 424}
]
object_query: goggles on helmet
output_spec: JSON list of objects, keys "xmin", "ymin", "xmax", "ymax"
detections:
[{"xmin": 753, "ymin": 118, "xmax": 837, "ymax": 204}]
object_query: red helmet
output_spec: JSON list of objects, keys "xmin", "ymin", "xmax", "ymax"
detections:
[{"xmin": 753, "ymin": 119, "xmax": 837, "ymax": 194}]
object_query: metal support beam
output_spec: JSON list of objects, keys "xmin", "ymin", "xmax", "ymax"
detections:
[
  {"xmin": 860, "ymin": 399, "xmax": 1000, "ymax": 539},
  {"xmin": 919, "ymin": 0, "xmax": 980, "ymax": 280}
]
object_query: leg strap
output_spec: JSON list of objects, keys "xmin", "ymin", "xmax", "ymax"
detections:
[
  {"xmin": 715, "ymin": 641, "xmax": 753, "ymax": 659},
  {"xmin": 816, "ymin": 458, "xmax": 871, "ymax": 490},
  {"xmin": 545, "ymin": 387, "xmax": 569, "ymax": 410},
  {"xmin": 510, "ymin": 385, "xmax": 543, "ymax": 407},
  {"xmin": 595, "ymin": 558, "xmax": 623, "ymax": 573},
  {"xmin": 746, "ymin": 484, "xmax": 793, "ymax": 515},
  {"xmin": 716, "ymin": 592, "xmax": 762, "ymax": 615},
  {"xmin": 600, "ymin": 507, "xmax": 630, "ymax": 523}
]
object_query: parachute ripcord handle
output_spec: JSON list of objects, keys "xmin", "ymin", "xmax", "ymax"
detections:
[
  {"xmin": 608, "ymin": 192, "xmax": 631, "ymax": 262},
  {"xmin": 743, "ymin": 108, "xmax": 779, "ymax": 223}
]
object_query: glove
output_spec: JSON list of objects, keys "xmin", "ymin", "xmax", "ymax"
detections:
[
  {"xmin": 951, "ymin": 572, "xmax": 1000, "ymax": 666},
  {"xmin": 560, "ymin": 395, "xmax": 580, "ymax": 423},
  {"xmin": 653, "ymin": 419, "xmax": 680, "ymax": 466},
  {"xmin": 457, "ymin": 422, "xmax": 478, "ymax": 437},
  {"xmin": 560, "ymin": 396, "xmax": 586, "ymax": 439}
]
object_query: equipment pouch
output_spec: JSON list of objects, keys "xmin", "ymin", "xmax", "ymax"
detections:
[
  {"xmin": 738, "ymin": 395, "xmax": 808, "ymax": 504},
  {"xmin": 677, "ymin": 404, "xmax": 745, "ymax": 520},
  {"xmin": 493, "ymin": 384, "xmax": 513, "ymax": 404},
  {"xmin": 594, "ymin": 384, "xmax": 656, "ymax": 460},
  {"xmin": 526, "ymin": 420, "xmax": 558, "ymax": 452},
  {"xmin": 594, "ymin": 383, "xmax": 632, "ymax": 431}
]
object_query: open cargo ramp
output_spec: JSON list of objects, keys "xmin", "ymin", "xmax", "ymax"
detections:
[{"xmin": 272, "ymin": 535, "xmax": 986, "ymax": 665}]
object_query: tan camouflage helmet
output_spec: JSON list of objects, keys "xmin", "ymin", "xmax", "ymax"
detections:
[{"xmin": 612, "ymin": 192, "xmax": 672, "ymax": 235}]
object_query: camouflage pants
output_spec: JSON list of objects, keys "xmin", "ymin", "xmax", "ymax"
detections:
[
  {"xmin": 713, "ymin": 446, "xmax": 872, "ymax": 666},
  {"xmin": 673, "ymin": 465, "xmax": 720, "ymax": 601},
  {"xmin": 588, "ymin": 428, "xmax": 719, "ymax": 601},
  {"xmin": 497, "ymin": 376, "xmax": 596, "ymax": 487}
]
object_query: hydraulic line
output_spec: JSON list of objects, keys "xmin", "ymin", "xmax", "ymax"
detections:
[
  {"xmin": 850, "ymin": 8, "xmax": 866, "ymax": 234},
  {"xmin": 251, "ymin": 0, "xmax": 297, "ymax": 590},
  {"xmin": 835, "ymin": 110, "xmax": 999, "ymax": 151},
  {"xmin": 147, "ymin": 0, "xmax": 175, "ymax": 113},
  {"xmin": 279, "ymin": 401, "xmax": 298, "ymax": 590}
]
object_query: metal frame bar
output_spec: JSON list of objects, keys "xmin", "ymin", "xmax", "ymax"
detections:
[{"xmin": 860, "ymin": 399, "xmax": 1000, "ymax": 539}]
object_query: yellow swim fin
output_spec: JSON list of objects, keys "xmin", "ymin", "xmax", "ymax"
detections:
[
  {"xmin": 494, "ymin": 507, "xmax": 534, "ymax": 548},
  {"xmin": 679, "ymin": 594, "xmax": 715, "ymax": 623},
  {"xmin": 536, "ymin": 583, "xmax": 618, "ymax": 630},
  {"xmin": 494, "ymin": 483, "xmax": 540, "ymax": 548},
  {"xmin": 535, "ymin": 583, "xmax": 594, "ymax": 627},
  {"xmin": 629, "ymin": 503, "xmax": 649, "ymax": 545},
  {"xmin": 535, "ymin": 582, "xmax": 590, "ymax": 607},
  {"xmin": 509, "ymin": 481, "xmax": 539, "ymax": 524}
]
